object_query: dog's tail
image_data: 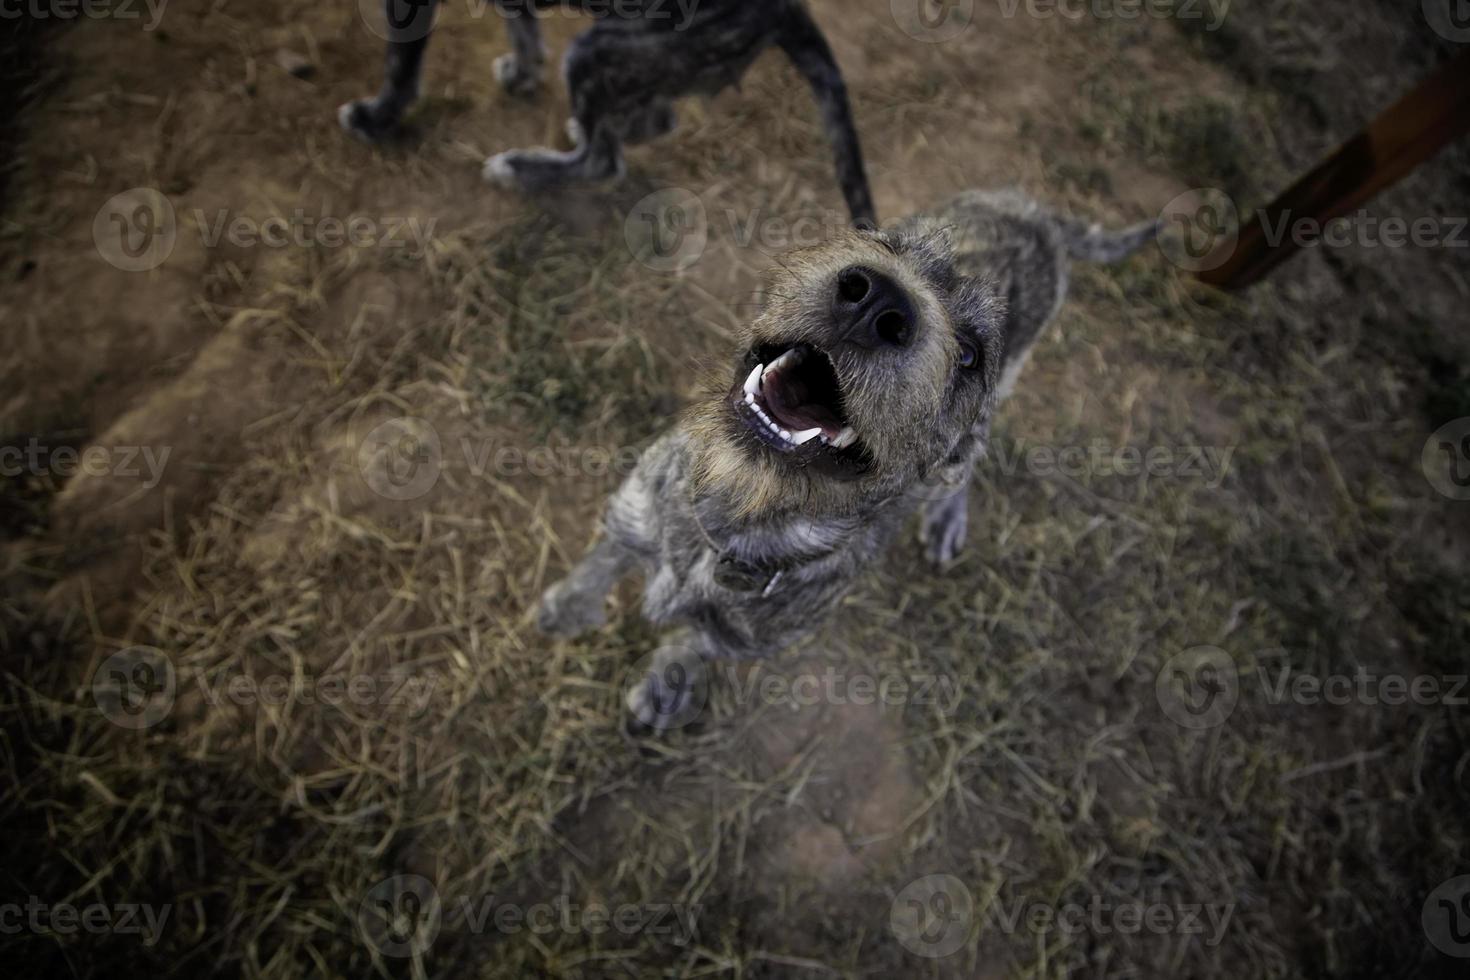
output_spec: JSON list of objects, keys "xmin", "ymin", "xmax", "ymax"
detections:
[
  {"xmin": 1059, "ymin": 217, "xmax": 1161, "ymax": 264},
  {"xmin": 776, "ymin": 5, "xmax": 876, "ymax": 227}
]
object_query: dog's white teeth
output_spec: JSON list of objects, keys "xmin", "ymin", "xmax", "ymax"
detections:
[
  {"xmin": 743, "ymin": 363, "xmax": 764, "ymax": 396},
  {"xmin": 831, "ymin": 427, "xmax": 857, "ymax": 449},
  {"xmin": 791, "ymin": 427, "xmax": 823, "ymax": 445},
  {"xmin": 767, "ymin": 349, "xmax": 803, "ymax": 374}
]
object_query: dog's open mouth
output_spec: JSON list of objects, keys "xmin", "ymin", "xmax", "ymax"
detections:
[{"xmin": 729, "ymin": 343, "xmax": 860, "ymax": 457}]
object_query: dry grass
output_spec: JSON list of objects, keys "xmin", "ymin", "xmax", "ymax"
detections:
[{"xmin": 2, "ymin": 1, "xmax": 1469, "ymax": 978}]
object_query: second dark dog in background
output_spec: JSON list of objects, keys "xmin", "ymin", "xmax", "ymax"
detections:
[{"xmin": 340, "ymin": 0, "xmax": 876, "ymax": 226}]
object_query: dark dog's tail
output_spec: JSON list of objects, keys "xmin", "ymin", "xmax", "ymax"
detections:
[
  {"xmin": 1060, "ymin": 217, "xmax": 1161, "ymax": 264},
  {"xmin": 777, "ymin": 5, "xmax": 876, "ymax": 227}
]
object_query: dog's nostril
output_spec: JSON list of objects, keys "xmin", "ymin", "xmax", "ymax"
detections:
[
  {"xmin": 875, "ymin": 310, "xmax": 911, "ymax": 347},
  {"xmin": 837, "ymin": 269, "xmax": 870, "ymax": 304}
]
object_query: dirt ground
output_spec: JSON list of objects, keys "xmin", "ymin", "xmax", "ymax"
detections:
[{"xmin": 2, "ymin": 1, "xmax": 1468, "ymax": 977}]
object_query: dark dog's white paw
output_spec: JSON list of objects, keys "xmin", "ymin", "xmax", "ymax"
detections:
[
  {"xmin": 483, "ymin": 148, "xmax": 625, "ymax": 190},
  {"xmin": 920, "ymin": 493, "xmax": 969, "ymax": 567},
  {"xmin": 493, "ymin": 53, "xmax": 543, "ymax": 97},
  {"xmin": 482, "ymin": 151, "xmax": 521, "ymax": 188},
  {"xmin": 338, "ymin": 99, "xmax": 396, "ymax": 143},
  {"xmin": 535, "ymin": 581, "xmax": 606, "ymax": 638}
]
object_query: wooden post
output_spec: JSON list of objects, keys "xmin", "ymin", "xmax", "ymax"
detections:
[{"xmin": 1197, "ymin": 47, "xmax": 1470, "ymax": 291}]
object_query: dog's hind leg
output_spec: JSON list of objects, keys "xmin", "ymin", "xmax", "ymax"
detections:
[
  {"xmin": 492, "ymin": 0, "xmax": 552, "ymax": 96},
  {"xmin": 619, "ymin": 100, "xmax": 678, "ymax": 146},
  {"xmin": 566, "ymin": 101, "xmax": 675, "ymax": 149},
  {"xmin": 339, "ymin": 0, "xmax": 440, "ymax": 141},
  {"xmin": 777, "ymin": 6, "xmax": 875, "ymax": 226},
  {"xmin": 483, "ymin": 26, "xmax": 629, "ymax": 189},
  {"xmin": 484, "ymin": 125, "xmax": 624, "ymax": 190}
]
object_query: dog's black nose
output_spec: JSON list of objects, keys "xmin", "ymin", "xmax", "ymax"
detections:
[{"xmin": 833, "ymin": 267, "xmax": 915, "ymax": 349}]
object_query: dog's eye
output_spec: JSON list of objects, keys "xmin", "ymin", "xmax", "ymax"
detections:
[{"xmin": 958, "ymin": 340, "xmax": 982, "ymax": 371}]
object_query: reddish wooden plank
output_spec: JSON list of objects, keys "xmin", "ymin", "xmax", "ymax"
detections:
[{"xmin": 1197, "ymin": 48, "xmax": 1470, "ymax": 290}]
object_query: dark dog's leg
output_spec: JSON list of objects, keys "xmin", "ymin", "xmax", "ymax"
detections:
[
  {"xmin": 619, "ymin": 101, "xmax": 677, "ymax": 145},
  {"xmin": 569, "ymin": 100, "xmax": 676, "ymax": 145},
  {"xmin": 625, "ymin": 631, "xmax": 714, "ymax": 734},
  {"xmin": 567, "ymin": 100, "xmax": 676, "ymax": 148},
  {"xmin": 492, "ymin": 0, "xmax": 550, "ymax": 96},
  {"xmin": 339, "ymin": 0, "xmax": 441, "ymax": 141},
  {"xmin": 777, "ymin": 7, "xmax": 876, "ymax": 227},
  {"xmin": 537, "ymin": 534, "xmax": 639, "ymax": 637},
  {"xmin": 484, "ymin": 26, "xmax": 628, "ymax": 189}
]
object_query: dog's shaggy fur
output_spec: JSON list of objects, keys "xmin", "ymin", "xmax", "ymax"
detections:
[
  {"xmin": 538, "ymin": 190, "xmax": 1157, "ymax": 727},
  {"xmin": 340, "ymin": 0, "xmax": 876, "ymax": 224}
]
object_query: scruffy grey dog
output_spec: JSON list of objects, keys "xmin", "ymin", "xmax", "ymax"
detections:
[
  {"xmin": 538, "ymin": 189, "xmax": 1156, "ymax": 728},
  {"xmin": 339, "ymin": 0, "xmax": 875, "ymax": 224}
]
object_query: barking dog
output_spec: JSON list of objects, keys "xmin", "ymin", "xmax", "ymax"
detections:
[
  {"xmin": 536, "ymin": 190, "xmax": 1156, "ymax": 728},
  {"xmin": 340, "ymin": 0, "xmax": 876, "ymax": 225}
]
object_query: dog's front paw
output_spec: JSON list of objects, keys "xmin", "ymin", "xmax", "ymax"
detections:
[
  {"xmin": 493, "ymin": 53, "xmax": 544, "ymax": 97},
  {"xmin": 624, "ymin": 647, "xmax": 708, "ymax": 735},
  {"xmin": 536, "ymin": 580, "xmax": 606, "ymax": 638},
  {"xmin": 338, "ymin": 99, "xmax": 397, "ymax": 143},
  {"xmin": 920, "ymin": 492, "xmax": 969, "ymax": 567}
]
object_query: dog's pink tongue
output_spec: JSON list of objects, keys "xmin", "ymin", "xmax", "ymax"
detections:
[{"xmin": 764, "ymin": 366, "xmax": 841, "ymax": 433}]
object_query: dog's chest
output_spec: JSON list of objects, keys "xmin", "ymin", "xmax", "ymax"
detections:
[{"xmin": 648, "ymin": 511, "xmax": 863, "ymax": 620}]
